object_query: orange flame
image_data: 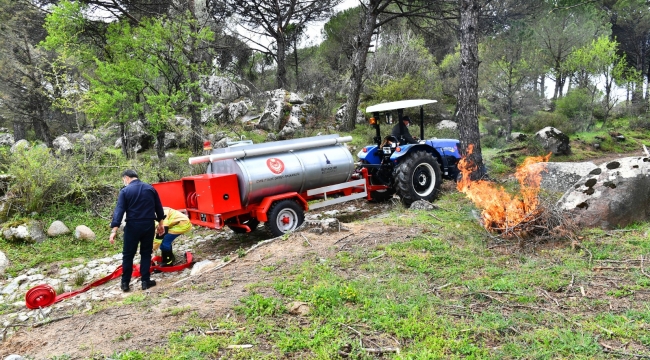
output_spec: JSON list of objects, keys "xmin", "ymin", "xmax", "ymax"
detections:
[{"xmin": 457, "ymin": 145, "xmax": 551, "ymax": 232}]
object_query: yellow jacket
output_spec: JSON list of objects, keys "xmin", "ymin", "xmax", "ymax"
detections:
[{"xmin": 161, "ymin": 207, "xmax": 192, "ymax": 234}]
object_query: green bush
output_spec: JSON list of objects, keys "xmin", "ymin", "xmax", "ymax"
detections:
[
  {"xmin": 629, "ymin": 116, "xmax": 650, "ymax": 131},
  {"xmin": 516, "ymin": 111, "xmax": 579, "ymax": 135},
  {"xmin": 7, "ymin": 146, "xmax": 80, "ymax": 213},
  {"xmin": 554, "ymin": 88, "xmax": 592, "ymax": 130}
]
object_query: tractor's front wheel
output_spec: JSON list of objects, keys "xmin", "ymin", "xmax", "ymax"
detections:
[
  {"xmin": 395, "ymin": 151, "xmax": 442, "ymax": 207},
  {"xmin": 265, "ymin": 200, "xmax": 305, "ymax": 237}
]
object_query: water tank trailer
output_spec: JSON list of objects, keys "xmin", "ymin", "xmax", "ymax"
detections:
[{"xmin": 152, "ymin": 134, "xmax": 387, "ymax": 236}]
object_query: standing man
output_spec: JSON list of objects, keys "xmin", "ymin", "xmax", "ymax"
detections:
[
  {"xmin": 391, "ymin": 115, "xmax": 419, "ymax": 145},
  {"xmin": 109, "ymin": 169, "xmax": 166, "ymax": 292}
]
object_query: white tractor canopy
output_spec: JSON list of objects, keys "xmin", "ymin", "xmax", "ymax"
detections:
[{"xmin": 366, "ymin": 99, "xmax": 437, "ymax": 113}]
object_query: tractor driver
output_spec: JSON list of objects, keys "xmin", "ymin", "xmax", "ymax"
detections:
[{"xmin": 391, "ymin": 115, "xmax": 419, "ymax": 145}]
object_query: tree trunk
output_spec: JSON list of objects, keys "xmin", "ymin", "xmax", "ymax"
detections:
[
  {"xmin": 343, "ymin": 4, "xmax": 379, "ymax": 131},
  {"xmin": 12, "ymin": 121, "xmax": 26, "ymax": 142},
  {"xmin": 119, "ymin": 122, "xmax": 130, "ymax": 159},
  {"xmin": 458, "ymin": 0, "xmax": 484, "ymax": 180},
  {"xmin": 188, "ymin": 0, "xmax": 203, "ymax": 155},
  {"xmin": 156, "ymin": 130, "xmax": 166, "ymax": 159},
  {"xmin": 276, "ymin": 36, "xmax": 288, "ymax": 89},
  {"xmin": 540, "ymin": 75, "xmax": 546, "ymax": 98}
]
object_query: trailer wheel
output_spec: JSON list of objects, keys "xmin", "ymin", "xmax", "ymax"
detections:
[
  {"xmin": 228, "ymin": 219, "xmax": 260, "ymax": 234},
  {"xmin": 395, "ymin": 151, "xmax": 442, "ymax": 207},
  {"xmin": 265, "ymin": 200, "xmax": 305, "ymax": 237}
]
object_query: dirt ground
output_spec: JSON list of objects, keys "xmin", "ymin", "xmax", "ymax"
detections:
[{"xmin": 0, "ymin": 199, "xmax": 420, "ymax": 359}]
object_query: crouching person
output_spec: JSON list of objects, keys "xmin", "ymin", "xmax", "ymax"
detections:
[{"xmin": 155, "ymin": 207, "xmax": 192, "ymax": 266}]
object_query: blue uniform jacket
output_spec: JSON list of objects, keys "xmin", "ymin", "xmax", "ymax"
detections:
[{"xmin": 110, "ymin": 179, "xmax": 165, "ymax": 228}]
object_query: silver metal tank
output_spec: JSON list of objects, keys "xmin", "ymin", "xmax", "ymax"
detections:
[{"xmin": 206, "ymin": 135, "xmax": 355, "ymax": 206}]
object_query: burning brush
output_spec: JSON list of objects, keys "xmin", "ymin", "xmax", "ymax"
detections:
[{"xmin": 457, "ymin": 145, "xmax": 576, "ymax": 242}]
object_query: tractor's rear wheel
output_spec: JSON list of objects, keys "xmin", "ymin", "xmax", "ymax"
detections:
[
  {"xmin": 364, "ymin": 164, "xmax": 396, "ymax": 202},
  {"xmin": 395, "ymin": 151, "xmax": 442, "ymax": 207},
  {"xmin": 265, "ymin": 200, "xmax": 305, "ymax": 237}
]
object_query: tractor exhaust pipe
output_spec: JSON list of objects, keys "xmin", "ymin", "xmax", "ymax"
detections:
[{"xmin": 188, "ymin": 136, "xmax": 354, "ymax": 164}]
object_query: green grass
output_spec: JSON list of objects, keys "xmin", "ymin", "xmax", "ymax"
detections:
[{"xmin": 105, "ymin": 190, "xmax": 650, "ymax": 359}]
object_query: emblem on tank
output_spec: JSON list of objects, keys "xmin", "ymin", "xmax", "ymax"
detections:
[{"xmin": 266, "ymin": 158, "xmax": 285, "ymax": 175}]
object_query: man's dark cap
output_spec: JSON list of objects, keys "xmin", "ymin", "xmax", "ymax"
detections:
[
  {"xmin": 402, "ymin": 116, "xmax": 410, "ymax": 122},
  {"xmin": 121, "ymin": 169, "xmax": 138, "ymax": 178}
]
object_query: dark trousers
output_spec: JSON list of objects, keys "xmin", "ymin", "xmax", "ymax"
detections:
[{"xmin": 121, "ymin": 220, "xmax": 155, "ymax": 283}]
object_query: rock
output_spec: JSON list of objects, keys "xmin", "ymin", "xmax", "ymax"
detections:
[
  {"xmin": 52, "ymin": 136, "xmax": 73, "ymax": 153},
  {"xmin": 558, "ymin": 156, "xmax": 650, "ymax": 229},
  {"xmin": 266, "ymin": 133, "xmax": 277, "ymax": 141},
  {"xmin": 201, "ymin": 76, "xmax": 250, "ymax": 102},
  {"xmin": 190, "ymin": 260, "xmax": 217, "ymax": 276},
  {"xmin": 303, "ymin": 93, "xmax": 324, "ymax": 105},
  {"xmin": 287, "ymin": 301, "xmax": 310, "ymax": 315},
  {"xmin": 10, "ymin": 139, "xmax": 30, "ymax": 153},
  {"xmin": 114, "ymin": 120, "xmax": 153, "ymax": 154},
  {"xmin": 47, "ymin": 220, "xmax": 71, "ymax": 237},
  {"xmin": 258, "ymin": 89, "xmax": 287, "ymax": 132},
  {"xmin": 535, "ymin": 126, "xmax": 570, "ymax": 155},
  {"xmin": 288, "ymin": 93, "xmax": 304, "ymax": 105},
  {"xmin": 510, "ymin": 132, "xmax": 527, "ymax": 141},
  {"xmin": 4, "ymin": 355, "xmax": 25, "ymax": 360},
  {"xmin": 335, "ymin": 103, "xmax": 365, "ymax": 125},
  {"xmin": 74, "ymin": 225, "xmax": 96, "ymax": 240},
  {"xmin": 278, "ymin": 117, "xmax": 302, "ymax": 139},
  {"xmin": 2, "ymin": 220, "xmax": 46, "ymax": 243},
  {"xmin": 0, "ymin": 133, "xmax": 15, "ymax": 147},
  {"xmin": 410, "ymin": 200, "xmax": 437, "ymax": 210},
  {"xmin": 201, "ymin": 102, "xmax": 226, "ymax": 124},
  {"xmin": 227, "ymin": 100, "xmax": 250, "ymax": 123},
  {"xmin": 80, "ymin": 134, "xmax": 101, "ymax": 154},
  {"xmin": 592, "ymin": 143, "xmax": 600, "ymax": 149},
  {"xmin": 436, "ymin": 120, "xmax": 458, "ymax": 130},
  {"xmin": 524, "ymin": 162, "xmax": 597, "ymax": 194},
  {"xmin": 0, "ymin": 250, "xmax": 9, "ymax": 275}
]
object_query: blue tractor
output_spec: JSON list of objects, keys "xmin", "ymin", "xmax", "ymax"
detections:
[{"xmin": 356, "ymin": 100, "xmax": 462, "ymax": 206}]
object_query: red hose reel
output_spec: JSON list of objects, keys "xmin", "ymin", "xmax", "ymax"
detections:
[{"xmin": 25, "ymin": 252, "xmax": 194, "ymax": 309}]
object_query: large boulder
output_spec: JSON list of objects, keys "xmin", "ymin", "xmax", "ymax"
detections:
[
  {"xmin": 227, "ymin": 100, "xmax": 251, "ymax": 123},
  {"xmin": 201, "ymin": 75, "xmax": 250, "ymax": 102},
  {"xmin": 436, "ymin": 120, "xmax": 458, "ymax": 130},
  {"xmin": 335, "ymin": 104, "xmax": 365, "ymax": 125},
  {"xmin": 52, "ymin": 136, "xmax": 73, "ymax": 153},
  {"xmin": 525, "ymin": 161, "xmax": 597, "ymax": 194},
  {"xmin": 558, "ymin": 157, "xmax": 650, "ymax": 229},
  {"xmin": 114, "ymin": 120, "xmax": 153, "ymax": 153},
  {"xmin": 201, "ymin": 102, "xmax": 226, "ymax": 124},
  {"xmin": 10, "ymin": 139, "xmax": 30, "ymax": 153},
  {"xmin": 535, "ymin": 126, "xmax": 570, "ymax": 155},
  {"xmin": 258, "ymin": 89, "xmax": 288, "ymax": 131},
  {"xmin": 0, "ymin": 250, "xmax": 9, "ymax": 275},
  {"xmin": 0, "ymin": 133, "xmax": 15, "ymax": 147},
  {"xmin": 2, "ymin": 220, "xmax": 46, "ymax": 243}
]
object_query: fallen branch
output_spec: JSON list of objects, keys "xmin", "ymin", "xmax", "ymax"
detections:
[
  {"xmin": 32, "ymin": 315, "xmax": 72, "ymax": 328},
  {"xmin": 301, "ymin": 234, "xmax": 312, "ymax": 247},
  {"xmin": 362, "ymin": 347, "xmax": 400, "ymax": 354},
  {"xmin": 641, "ymin": 256, "xmax": 650, "ymax": 280},
  {"xmin": 600, "ymin": 342, "xmax": 650, "ymax": 359}
]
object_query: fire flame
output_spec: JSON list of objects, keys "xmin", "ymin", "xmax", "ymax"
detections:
[{"xmin": 457, "ymin": 145, "xmax": 551, "ymax": 232}]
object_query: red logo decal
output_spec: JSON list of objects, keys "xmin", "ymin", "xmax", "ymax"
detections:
[{"xmin": 266, "ymin": 158, "xmax": 285, "ymax": 174}]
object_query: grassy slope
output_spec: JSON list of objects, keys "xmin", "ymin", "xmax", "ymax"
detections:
[{"xmin": 110, "ymin": 190, "xmax": 650, "ymax": 359}]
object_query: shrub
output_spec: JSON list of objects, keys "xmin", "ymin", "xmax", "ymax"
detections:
[
  {"xmin": 516, "ymin": 111, "xmax": 579, "ymax": 136},
  {"xmin": 629, "ymin": 116, "xmax": 650, "ymax": 131},
  {"xmin": 554, "ymin": 88, "xmax": 592, "ymax": 130},
  {"xmin": 7, "ymin": 146, "xmax": 79, "ymax": 213}
]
